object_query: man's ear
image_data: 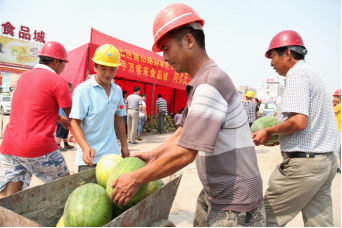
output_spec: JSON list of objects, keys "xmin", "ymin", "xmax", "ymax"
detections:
[
  {"xmin": 284, "ymin": 49, "xmax": 292, "ymax": 60},
  {"xmin": 183, "ymin": 33, "xmax": 195, "ymax": 49}
]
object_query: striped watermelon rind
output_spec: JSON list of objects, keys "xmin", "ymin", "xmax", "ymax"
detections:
[
  {"xmin": 96, "ymin": 154, "xmax": 123, "ymax": 188},
  {"xmin": 106, "ymin": 157, "xmax": 148, "ymax": 206},
  {"xmin": 64, "ymin": 183, "xmax": 112, "ymax": 227},
  {"xmin": 251, "ymin": 116, "xmax": 279, "ymax": 145},
  {"xmin": 139, "ymin": 179, "xmax": 164, "ymax": 202}
]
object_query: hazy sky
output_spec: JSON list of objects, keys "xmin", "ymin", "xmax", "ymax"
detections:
[{"xmin": 1, "ymin": 0, "xmax": 341, "ymax": 95}]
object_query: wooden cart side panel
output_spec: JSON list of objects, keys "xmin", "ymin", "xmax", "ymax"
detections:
[
  {"xmin": 105, "ymin": 175, "xmax": 182, "ymax": 227},
  {"xmin": 0, "ymin": 169, "xmax": 96, "ymax": 227},
  {"xmin": 0, "ymin": 206, "xmax": 40, "ymax": 227}
]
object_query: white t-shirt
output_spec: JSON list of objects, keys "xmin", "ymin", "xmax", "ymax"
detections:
[{"xmin": 139, "ymin": 100, "xmax": 146, "ymax": 117}]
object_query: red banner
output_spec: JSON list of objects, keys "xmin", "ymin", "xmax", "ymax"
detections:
[{"xmin": 89, "ymin": 28, "xmax": 190, "ymax": 91}]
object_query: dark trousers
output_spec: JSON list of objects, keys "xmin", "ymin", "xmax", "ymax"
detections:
[{"xmin": 158, "ymin": 111, "xmax": 166, "ymax": 134}]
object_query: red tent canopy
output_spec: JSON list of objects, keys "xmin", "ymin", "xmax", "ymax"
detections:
[{"xmin": 60, "ymin": 28, "xmax": 188, "ymax": 115}]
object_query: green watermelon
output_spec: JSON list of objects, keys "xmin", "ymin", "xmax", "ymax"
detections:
[
  {"xmin": 96, "ymin": 154, "xmax": 123, "ymax": 188},
  {"xmin": 139, "ymin": 179, "xmax": 164, "ymax": 202},
  {"xmin": 106, "ymin": 157, "xmax": 148, "ymax": 206},
  {"xmin": 64, "ymin": 183, "xmax": 112, "ymax": 227},
  {"xmin": 112, "ymin": 204, "xmax": 131, "ymax": 219},
  {"xmin": 251, "ymin": 116, "xmax": 279, "ymax": 145}
]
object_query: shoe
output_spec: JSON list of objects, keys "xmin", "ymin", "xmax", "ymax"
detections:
[
  {"xmin": 64, "ymin": 145, "xmax": 75, "ymax": 149},
  {"xmin": 130, "ymin": 141, "xmax": 138, "ymax": 144},
  {"xmin": 68, "ymin": 137, "xmax": 76, "ymax": 143},
  {"xmin": 59, "ymin": 146, "xmax": 67, "ymax": 151},
  {"xmin": 137, "ymin": 138, "xmax": 142, "ymax": 141},
  {"xmin": 337, "ymin": 168, "xmax": 341, "ymax": 173}
]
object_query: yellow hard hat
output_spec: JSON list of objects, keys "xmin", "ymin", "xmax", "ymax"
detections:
[
  {"xmin": 246, "ymin": 91, "xmax": 254, "ymax": 98},
  {"xmin": 92, "ymin": 44, "xmax": 121, "ymax": 67}
]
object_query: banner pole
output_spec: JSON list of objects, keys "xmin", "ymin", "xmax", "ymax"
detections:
[{"xmin": 150, "ymin": 83, "xmax": 156, "ymax": 135}]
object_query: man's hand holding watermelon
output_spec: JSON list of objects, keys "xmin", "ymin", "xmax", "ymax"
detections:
[{"xmin": 252, "ymin": 113, "xmax": 308, "ymax": 146}]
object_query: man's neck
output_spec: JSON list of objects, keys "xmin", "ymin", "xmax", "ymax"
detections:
[
  {"xmin": 95, "ymin": 76, "xmax": 111, "ymax": 90},
  {"xmin": 187, "ymin": 51, "xmax": 211, "ymax": 79}
]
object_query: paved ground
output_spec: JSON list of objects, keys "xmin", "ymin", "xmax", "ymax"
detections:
[{"xmin": 0, "ymin": 114, "xmax": 340, "ymax": 227}]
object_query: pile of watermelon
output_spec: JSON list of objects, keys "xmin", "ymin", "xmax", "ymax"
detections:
[
  {"xmin": 143, "ymin": 114, "xmax": 176, "ymax": 133},
  {"xmin": 250, "ymin": 116, "xmax": 279, "ymax": 145},
  {"xmin": 57, "ymin": 155, "xmax": 164, "ymax": 227}
]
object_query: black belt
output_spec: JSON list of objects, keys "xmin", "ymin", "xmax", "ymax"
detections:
[{"xmin": 282, "ymin": 152, "xmax": 332, "ymax": 158}]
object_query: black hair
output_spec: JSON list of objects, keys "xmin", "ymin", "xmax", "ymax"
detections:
[
  {"xmin": 39, "ymin": 56, "xmax": 63, "ymax": 65},
  {"xmin": 141, "ymin": 93, "xmax": 146, "ymax": 97},
  {"xmin": 157, "ymin": 94, "xmax": 162, "ymax": 98},
  {"xmin": 134, "ymin": 86, "xmax": 140, "ymax": 92},
  {"xmin": 273, "ymin": 47, "xmax": 305, "ymax": 60},
  {"xmin": 165, "ymin": 26, "xmax": 205, "ymax": 49},
  {"xmin": 122, "ymin": 91, "xmax": 128, "ymax": 98}
]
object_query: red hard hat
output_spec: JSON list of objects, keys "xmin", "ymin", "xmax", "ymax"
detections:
[
  {"xmin": 38, "ymin": 41, "xmax": 69, "ymax": 62},
  {"xmin": 265, "ymin": 30, "xmax": 307, "ymax": 59},
  {"xmin": 333, "ymin": 89, "xmax": 341, "ymax": 96},
  {"xmin": 152, "ymin": 3, "xmax": 204, "ymax": 52}
]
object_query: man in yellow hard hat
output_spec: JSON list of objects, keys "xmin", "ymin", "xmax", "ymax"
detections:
[
  {"xmin": 109, "ymin": 3, "xmax": 265, "ymax": 227},
  {"xmin": 70, "ymin": 44, "xmax": 130, "ymax": 172},
  {"xmin": 243, "ymin": 91, "xmax": 259, "ymax": 127}
]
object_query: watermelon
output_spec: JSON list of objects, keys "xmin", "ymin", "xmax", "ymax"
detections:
[
  {"xmin": 56, "ymin": 215, "xmax": 64, "ymax": 227},
  {"xmin": 139, "ymin": 179, "xmax": 164, "ymax": 202},
  {"xmin": 112, "ymin": 204, "xmax": 131, "ymax": 219},
  {"xmin": 96, "ymin": 154, "xmax": 123, "ymax": 188},
  {"xmin": 251, "ymin": 116, "xmax": 279, "ymax": 145},
  {"xmin": 64, "ymin": 183, "xmax": 112, "ymax": 227},
  {"xmin": 106, "ymin": 157, "xmax": 148, "ymax": 206}
]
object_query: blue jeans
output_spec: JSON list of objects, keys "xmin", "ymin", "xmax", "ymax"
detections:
[{"xmin": 137, "ymin": 116, "xmax": 145, "ymax": 135}]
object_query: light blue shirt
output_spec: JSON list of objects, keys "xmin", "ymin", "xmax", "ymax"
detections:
[
  {"xmin": 70, "ymin": 75, "xmax": 126, "ymax": 166},
  {"xmin": 59, "ymin": 108, "xmax": 66, "ymax": 117}
]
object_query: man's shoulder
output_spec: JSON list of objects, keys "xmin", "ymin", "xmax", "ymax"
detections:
[
  {"xmin": 74, "ymin": 80, "xmax": 92, "ymax": 93},
  {"xmin": 289, "ymin": 61, "xmax": 318, "ymax": 77},
  {"xmin": 195, "ymin": 64, "xmax": 236, "ymax": 102}
]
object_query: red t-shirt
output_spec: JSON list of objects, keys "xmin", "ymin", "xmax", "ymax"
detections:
[{"xmin": 0, "ymin": 66, "xmax": 72, "ymax": 158}]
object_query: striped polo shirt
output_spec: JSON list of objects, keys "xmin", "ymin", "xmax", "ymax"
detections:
[
  {"xmin": 156, "ymin": 97, "xmax": 168, "ymax": 113},
  {"xmin": 177, "ymin": 60, "xmax": 263, "ymax": 212}
]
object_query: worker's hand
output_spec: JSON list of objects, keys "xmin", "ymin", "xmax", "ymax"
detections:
[
  {"xmin": 121, "ymin": 146, "xmax": 130, "ymax": 158},
  {"xmin": 110, "ymin": 173, "xmax": 140, "ymax": 206},
  {"xmin": 145, "ymin": 116, "xmax": 147, "ymax": 122},
  {"xmin": 252, "ymin": 129, "xmax": 272, "ymax": 146},
  {"xmin": 57, "ymin": 115, "xmax": 70, "ymax": 129},
  {"xmin": 82, "ymin": 146, "xmax": 95, "ymax": 165},
  {"xmin": 131, "ymin": 151, "xmax": 156, "ymax": 165}
]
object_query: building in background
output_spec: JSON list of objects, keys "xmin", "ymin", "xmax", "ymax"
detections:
[
  {"xmin": 1, "ymin": 21, "xmax": 44, "ymax": 92},
  {"xmin": 256, "ymin": 80, "xmax": 283, "ymax": 103}
]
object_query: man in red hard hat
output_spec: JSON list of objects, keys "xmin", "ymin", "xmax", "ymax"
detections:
[
  {"xmin": 0, "ymin": 41, "xmax": 72, "ymax": 198},
  {"xmin": 110, "ymin": 3, "xmax": 265, "ymax": 227},
  {"xmin": 253, "ymin": 30, "xmax": 338, "ymax": 226}
]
